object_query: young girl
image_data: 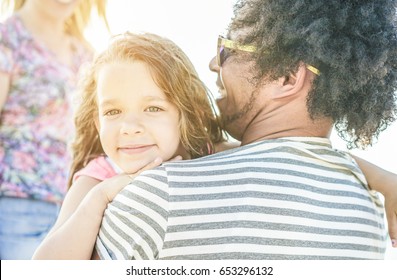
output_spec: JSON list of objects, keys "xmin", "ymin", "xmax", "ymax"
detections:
[
  {"xmin": 0, "ymin": 0, "xmax": 108, "ymax": 259},
  {"xmin": 33, "ymin": 32, "xmax": 397, "ymax": 259},
  {"xmin": 32, "ymin": 32, "xmax": 225, "ymax": 259}
]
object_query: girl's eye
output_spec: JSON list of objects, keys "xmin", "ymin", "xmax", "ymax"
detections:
[
  {"xmin": 145, "ymin": 106, "xmax": 162, "ymax": 112},
  {"xmin": 104, "ymin": 109, "xmax": 121, "ymax": 116}
]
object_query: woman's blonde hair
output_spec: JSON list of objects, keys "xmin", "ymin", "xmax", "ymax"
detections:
[
  {"xmin": 1, "ymin": 0, "xmax": 109, "ymax": 42},
  {"xmin": 68, "ymin": 32, "xmax": 225, "ymax": 187}
]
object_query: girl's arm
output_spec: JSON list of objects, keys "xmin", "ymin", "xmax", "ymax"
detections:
[
  {"xmin": 32, "ymin": 157, "xmax": 165, "ymax": 260},
  {"xmin": 32, "ymin": 174, "xmax": 132, "ymax": 259},
  {"xmin": 353, "ymin": 155, "xmax": 397, "ymax": 248}
]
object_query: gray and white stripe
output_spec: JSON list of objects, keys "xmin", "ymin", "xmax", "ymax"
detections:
[{"xmin": 96, "ymin": 137, "xmax": 386, "ymax": 260}]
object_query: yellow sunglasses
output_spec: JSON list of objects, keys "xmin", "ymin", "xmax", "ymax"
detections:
[{"xmin": 217, "ymin": 36, "xmax": 320, "ymax": 76}]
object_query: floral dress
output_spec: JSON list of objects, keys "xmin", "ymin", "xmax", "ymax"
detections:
[{"xmin": 0, "ymin": 14, "xmax": 92, "ymax": 204}]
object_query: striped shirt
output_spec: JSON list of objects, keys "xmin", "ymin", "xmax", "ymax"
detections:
[{"xmin": 96, "ymin": 137, "xmax": 386, "ymax": 260}]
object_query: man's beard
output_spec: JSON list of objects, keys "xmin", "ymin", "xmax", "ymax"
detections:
[{"xmin": 219, "ymin": 90, "xmax": 257, "ymax": 135}]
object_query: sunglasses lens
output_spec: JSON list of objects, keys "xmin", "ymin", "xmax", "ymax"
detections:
[
  {"xmin": 219, "ymin": 45, "xmax": 225, "ymax": 66},
  {"xmin": 218, "ymin": 44, "xmax": 230, "ymax": 67}
]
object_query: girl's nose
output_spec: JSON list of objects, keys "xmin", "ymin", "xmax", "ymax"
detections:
[{"xmin": 120, "ymin": 114, "xmax": 144, "ymax": 135}]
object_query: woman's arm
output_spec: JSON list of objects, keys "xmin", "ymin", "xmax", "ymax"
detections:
[
  {"xmin": 353, "ymin": 155, "xmax": 397, "ymax": 247},
  {"xmin": 0, "ymin": 72, "xmax": 10, "ymax": 112}
]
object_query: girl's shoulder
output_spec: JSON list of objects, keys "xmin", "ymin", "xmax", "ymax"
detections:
[{"xmin": 73, "ymin": 156, "xmax": 118, "ymax": 183}]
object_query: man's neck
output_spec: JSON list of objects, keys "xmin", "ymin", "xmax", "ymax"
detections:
[{"xmin": 241, "ymin": 95, "xmax": 333, "ymax": 145}]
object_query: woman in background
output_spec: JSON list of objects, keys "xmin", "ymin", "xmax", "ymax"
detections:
[{"xmin": 0, "ymin": 0, "xmax": 108, "ymax": 259}]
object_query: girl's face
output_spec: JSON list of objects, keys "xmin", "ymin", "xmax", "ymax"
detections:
[{"xmin": 95, "ymin": 61, "xmax": 187, "ymax": 174}]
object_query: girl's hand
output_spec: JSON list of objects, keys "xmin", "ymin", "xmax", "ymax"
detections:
[
  {"xmin": 352, "ymin": 155, "xmax": 397, "ymax": 248},
  {"xmin": 383, "ymin": 182, "xmax": 397, "ymax": 248},
  {"xmin": 96, "ymin": 155, "xmax": 183, "ymax": 204},
  {"xmin": 368, "ymin": 172, "xmax": 397, "ymax": 247},
  {"xmin": 127, "ymin": 155, "xmax": 182, "ymax": 179},
  {"xmin": 215, "ymin": 141, "xmax": 240, "ymax": 153}
]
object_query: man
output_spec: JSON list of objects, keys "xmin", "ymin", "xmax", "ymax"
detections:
[{"xmin": 96, "ymin": 0, "xmax": 397, "ymax": 259}]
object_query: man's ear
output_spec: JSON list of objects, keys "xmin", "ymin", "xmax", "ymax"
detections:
[{"xmin": 273, "ymin": 64, "xmax": 307, "ymax": 99}]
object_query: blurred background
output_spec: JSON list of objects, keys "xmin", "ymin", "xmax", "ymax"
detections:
[{"xmin": 1, "ymin": 0, "xmax": 396, "ymax": 259}]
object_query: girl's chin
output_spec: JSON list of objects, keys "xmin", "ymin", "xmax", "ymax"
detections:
[{"xmin": 118, "ymin": 161, "xmax": 155, "ymax": 175}]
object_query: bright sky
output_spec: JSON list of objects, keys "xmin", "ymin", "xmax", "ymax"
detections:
[{"xmin": 86, "ymin": 0, "xmax": 235, "ymax": 101}]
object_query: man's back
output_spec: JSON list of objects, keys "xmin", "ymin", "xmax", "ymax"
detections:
[{"xmin": 96, "ymin": 137, "xmax": 386, "ymax": 260}]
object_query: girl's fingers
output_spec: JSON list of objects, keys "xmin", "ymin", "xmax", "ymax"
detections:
[
  {"xmin": 128, "ymin": 157, "xmax": 163, "ymax": 179},
  {"xmin": 169, "ymin": 155, "xmax": 183, "ymax": 162},
  {"xmin": 385, "ymin": 203, "xmax": 397, "ymax": 247},
  {"xmin": 127, "ymin": 155, "xmax": 183, "ymax": 180}
]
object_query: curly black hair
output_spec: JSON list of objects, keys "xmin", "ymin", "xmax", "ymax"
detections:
[{"xmin": 229, "ymin": 0, "xmax": 397, "ymax": 148}]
